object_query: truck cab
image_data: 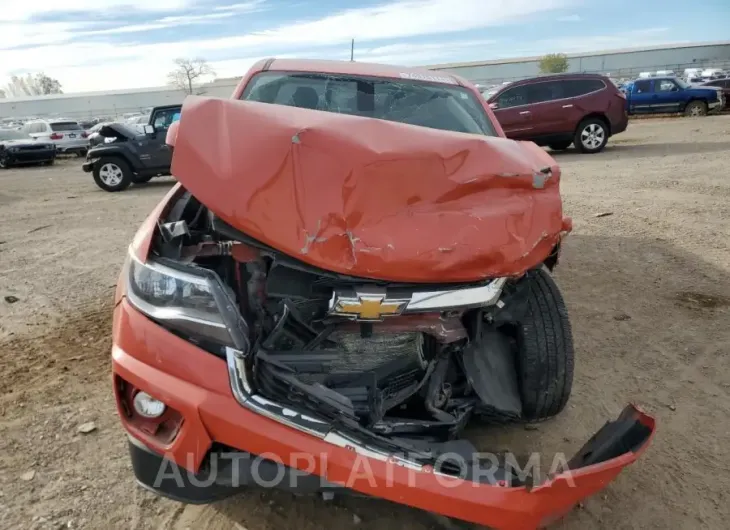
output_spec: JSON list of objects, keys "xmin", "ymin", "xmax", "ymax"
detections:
[{"xmin": 624, "ymin": 76, "xmax": 724, "ymax": 116}]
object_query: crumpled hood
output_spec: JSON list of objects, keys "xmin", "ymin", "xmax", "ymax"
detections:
[
  {"xmin": 170, "ymin": 96, "xmax": 571, "ymax": 283},
  {"xmin": 97, "ymin": 123, "xmax": 141, "ymax": 140}
]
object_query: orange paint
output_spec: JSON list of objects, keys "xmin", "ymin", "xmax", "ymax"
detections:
[
  {"xmin": 170, "ymin": 95, "xmax": 569, "ymax": 282},
  {"xmin": 113, "ymin": 300, "xmax": 655, "ymax": 530}
]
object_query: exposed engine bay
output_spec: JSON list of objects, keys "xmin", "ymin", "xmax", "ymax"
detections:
[{"xmin": 148, "ymin": 189, "xmax": 569, "ymax": 474}]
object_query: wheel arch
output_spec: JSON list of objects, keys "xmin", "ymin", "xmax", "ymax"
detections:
[
  {"xmin": 682, "ymin": 97, "xmax": 707, "ymax": 111},
  {"xmin": 578, "ymin": 112, "xmax": 611, "ymax": 136},
  {"xmin": 88, "ymin": 148, "xmax": 139, "ymax": 172}
]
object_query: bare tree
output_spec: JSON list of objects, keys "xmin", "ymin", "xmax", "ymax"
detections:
[
  {"xmin": 167, "ymin": 58, "xmax": 216, "ymax": 95},
  {"xmin": 0, "ymin": 88, "xmax": 5, "ymax": 99},
  {"xmin": 3, "ymin": 73, "xmax": 63, "ymax": 98}
]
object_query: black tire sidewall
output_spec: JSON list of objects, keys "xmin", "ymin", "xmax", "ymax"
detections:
[
  {"xmin": 574, "ymin": 118, "xmax": 608, "ymax": 153},
  {"xmin": 92, "ymin": 157, "xmax": 133, "ymax": 192},
  {"xmin": 515, "ymin": 268, "xmax": 575, "ymax": 420}
]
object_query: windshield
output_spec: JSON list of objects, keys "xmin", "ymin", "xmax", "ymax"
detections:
[
  {"xmin": 676, "ymin": 78, "xmax": 691, "ymax": 89},
  {"xmin": 0, "ymin": 129, "xmax": 29, "ymax": 141},
  {"xmin": 241, "ymin": 72, "xmax": 497, "ymax": 136}
]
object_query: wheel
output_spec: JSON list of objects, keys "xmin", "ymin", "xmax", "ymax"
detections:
[
  {"xmin": 93, "ymin": 157, "xmax": 132, "ymax": 192},
  {"xmin": 0, "ymin": 155, "xmax": 9, "ymax": 169},
  {"xmin": 132, "ymin": 175, "xmax": 153, "ymax": 184},
  {"xmin": 574, "ymin": 118, "xmax": 608, "ymax": 154},
  {"xmin": 684, "ymin": 100, "xmax": 707, "ymax": 117},
  {"xmin": 515, "ymin": 268, "xmax": 574, "ymax": 421},
  {"xmin": 548, "ymin": 140, "xmax": 572, "ymax": 151},
  {"xmin": 44, "ymin": 159, "xmax": 55, "ymax": 166}
]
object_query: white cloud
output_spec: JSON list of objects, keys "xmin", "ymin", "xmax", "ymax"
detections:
[
  {"xmin": 557, "ymin": 14, "xmax": 581, "ymax": 22},
  {"xmin": 356, "ymin": 39, "xmax": 498, "ymax": 66},
  {"xmin": 198, "ymin": 0, "xmax": 571, "ymax": 49},
  {"xmin": 3, "ymin": 0, "xmax": 192, "ymax": 21},
  {"xmin": 531, "ymin": 27, "xmax": 673, "ymax": 54},
  {"xmin": 213, "ymin": 1, "xmax": 268, "ymax": 12},
  {"xmin": 1, "ymin": 0, "xmax": 573, "ymax": 92},
  {"xmin": 80, "ymin": 12, "xmax": 237, "ymax": 36}
]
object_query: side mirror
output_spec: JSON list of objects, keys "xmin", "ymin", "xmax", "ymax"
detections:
[
  {"xmin": 143, "ymin": 124, "xmax": 155, "ymax": 135},
  {"xmin": 489, "ymin": 102, "xmax": 499, "ymax": 110},
  {"xmin": 672, "ymin": 86, "xmax": 679, "ymax": 92}
]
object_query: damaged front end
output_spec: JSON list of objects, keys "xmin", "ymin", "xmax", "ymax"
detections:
[{"xmin": 120, "ymin": 96, "xmax": 654, "ymax": 529}]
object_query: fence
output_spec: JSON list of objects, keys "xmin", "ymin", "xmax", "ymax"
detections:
[{"xmin": 467, "ymin": 59, "xmax": 730, "ymax": 88}]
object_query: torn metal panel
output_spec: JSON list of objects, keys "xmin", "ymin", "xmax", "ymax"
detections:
[
  {"xmin": 98, "ymin": 123, "xmax": 140, "ymax": 140},
  {"xmin": 170, "ymin": 96, "xmax": 571, "ymax": 283}
]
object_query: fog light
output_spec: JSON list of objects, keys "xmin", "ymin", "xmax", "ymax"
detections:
[{"xmin": 133, "ymin": 392, "xmax": 166, "ymax": 418}]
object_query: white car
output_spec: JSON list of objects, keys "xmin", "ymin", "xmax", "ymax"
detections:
[
  {"xmin": 700, "ymin": 68, "xmax": 727, "ymax": 80},
  {"xmin": 22, "ymin": 119, "xmax": 90, "ymax": 155}
]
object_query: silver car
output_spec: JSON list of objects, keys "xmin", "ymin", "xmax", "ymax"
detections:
[{"xmin": 22, "ymin": 119, "xmax": 90, "ymax": 155}]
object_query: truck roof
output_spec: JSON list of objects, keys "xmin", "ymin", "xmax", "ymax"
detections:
[{"xmin": 262, "ymin": 58, "xmax": 461, "ymax": 85}]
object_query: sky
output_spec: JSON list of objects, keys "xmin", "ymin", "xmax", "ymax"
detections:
[{"xmin": 1, "ymin": 0, "xmax": 728, "ymax": 94}]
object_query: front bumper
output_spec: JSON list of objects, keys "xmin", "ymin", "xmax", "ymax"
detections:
[
  {"xmin": 112, "ymin": 299, "xmax": 655, "ymax": 530},
  {"xmin": 4, "ymin": 149, "xmax": 56, "ymax": 164}
]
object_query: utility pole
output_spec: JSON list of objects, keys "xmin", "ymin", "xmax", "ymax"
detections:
[{"xmin": 350, "ymin": 39, "xmax": 355, "ymax": 62}]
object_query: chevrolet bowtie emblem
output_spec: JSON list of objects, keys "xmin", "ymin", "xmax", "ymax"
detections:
[{"xmin": 330, "ymin": 290, "xmax": 409, "ymax": 321}]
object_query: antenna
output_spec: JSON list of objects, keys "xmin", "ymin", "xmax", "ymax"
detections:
[{"xmin": 350, "ymin": 39, "xmax": 355, "ymax": 62}]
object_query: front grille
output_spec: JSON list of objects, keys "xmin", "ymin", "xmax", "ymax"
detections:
[{"xmin": 318, "ymin": 330, "xmax": 424, "ymax": 373}]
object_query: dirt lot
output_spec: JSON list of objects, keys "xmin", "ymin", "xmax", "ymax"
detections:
[{"xmin": 1, "ymin": 116, "xmax": 729, "ymax": 530}]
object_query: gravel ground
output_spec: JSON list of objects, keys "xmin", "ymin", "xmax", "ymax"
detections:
[{"xmin": 1, "ymin": 116, "xmax": 729, "ymax": 530}]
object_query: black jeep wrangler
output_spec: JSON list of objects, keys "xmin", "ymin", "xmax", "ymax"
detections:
[{"xmin": 83, "ymin": 105, "xmax": 181, "ymax": 192}]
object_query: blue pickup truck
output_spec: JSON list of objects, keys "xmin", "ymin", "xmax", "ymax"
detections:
[{"xmin": 623, "ymin": 77, "xmax": 724, "ymax": 116}]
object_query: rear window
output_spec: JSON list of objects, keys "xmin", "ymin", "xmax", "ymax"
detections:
[
  {"xmin": 50, "ymin": 122, "xmax": 82, "ymax": 132},
  {"xmin": 241, "ymin": 72, "xmax": 497, "ymax": 136}
]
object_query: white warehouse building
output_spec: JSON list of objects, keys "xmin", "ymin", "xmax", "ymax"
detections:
[
  {"xmin": 427, "ymin": 41, "xmax": 730, "ymax": 86},
  {"xmin": 0, "ymin": 77, "xmax": 242, "ymax": 121},
  {"xmin": 1, "ymin": 41, "xmax": 729, "ymax": 121}
]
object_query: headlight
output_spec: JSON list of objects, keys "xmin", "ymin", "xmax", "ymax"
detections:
[
  {"xmin": 126, "ymin": 251, "xmax": 249, "ymax": 350},
  {"xmin": 8, "ymin": 147, "xmax": 19, "ymax": 153}
]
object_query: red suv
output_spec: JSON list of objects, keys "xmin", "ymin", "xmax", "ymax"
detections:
[{"xmin": 486, "ymin": 73, "xmax": 628, "ymax": 154}]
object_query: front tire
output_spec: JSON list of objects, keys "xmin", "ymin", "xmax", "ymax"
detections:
[
  {"xmin": 93, "ymin": 157, "xmax": 132, "ymax": 192},
  {"xmin": 0, "ymin": 155, "xmax": 9, "ymax": 169},
  {"xmin": 684, "ymin": 100, "xmax": 707, "ymax": 117},
  {"xmin": 516, "ymin": 268, "xmax": 574, "ymax": 421},
  {"xmin": 574, "ymin": 118, "xmax": 608, "ymax": 154}
]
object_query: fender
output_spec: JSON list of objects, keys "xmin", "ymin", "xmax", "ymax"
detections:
[{"xmin": 86, "ymin": 145, "xmax": 144, "ymax": 172}]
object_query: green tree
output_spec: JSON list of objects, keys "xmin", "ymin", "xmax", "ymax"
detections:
[{"xmin": 539, "ymin": 53, "xmax": 569, "ymax": 74}]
